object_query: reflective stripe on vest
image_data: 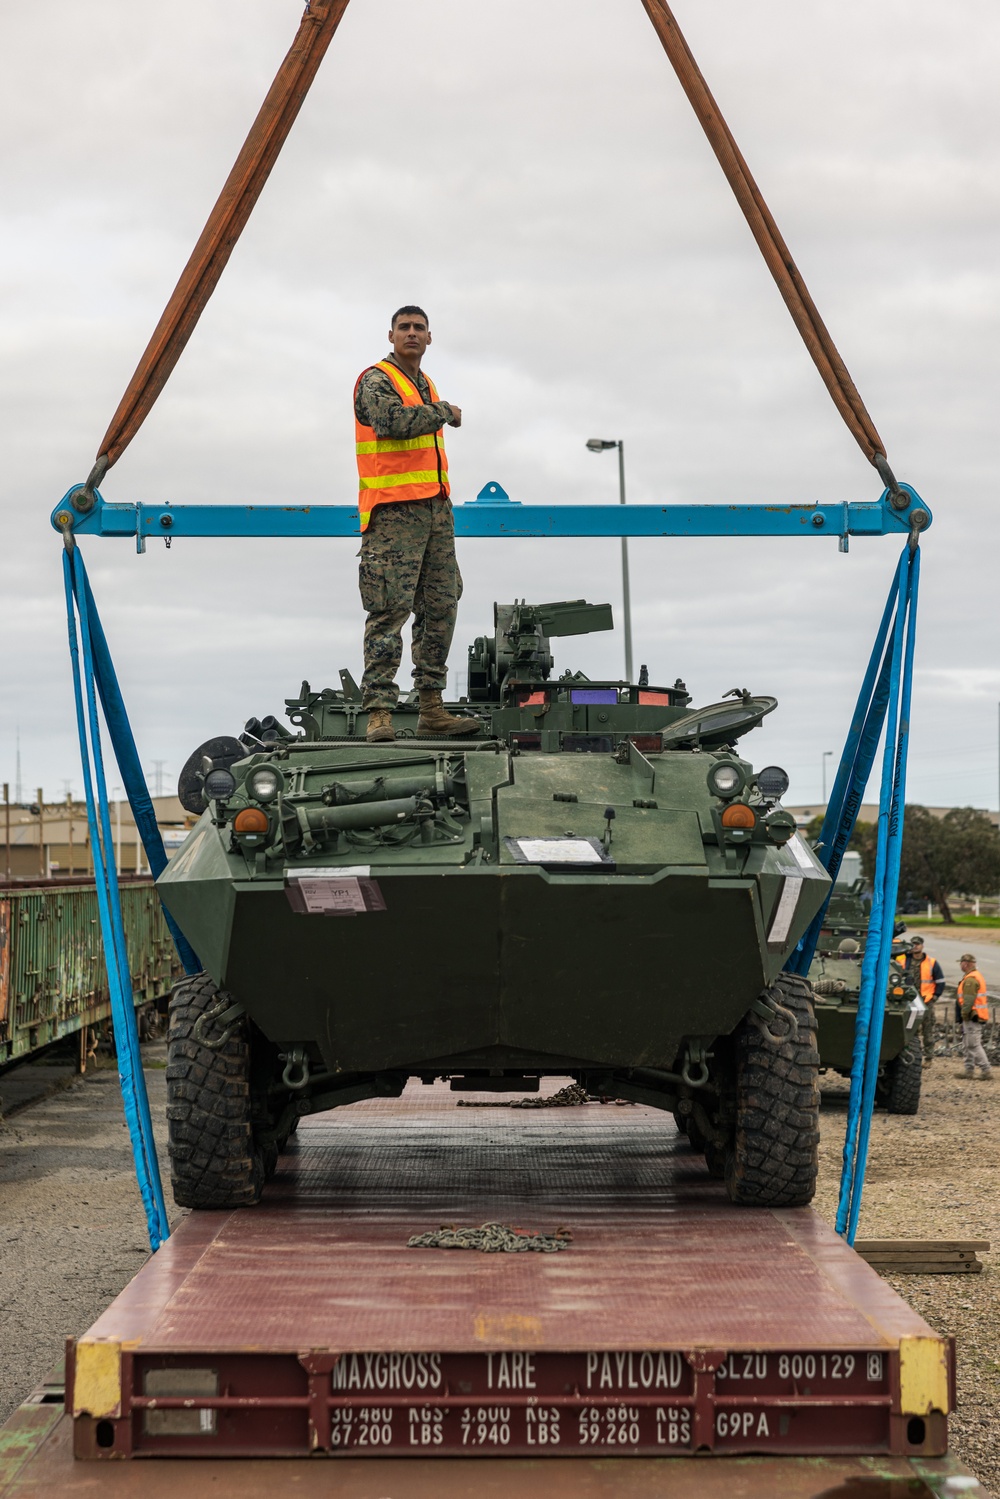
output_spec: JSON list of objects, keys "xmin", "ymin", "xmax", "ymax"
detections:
[
  {"xmin": 355, "ymin": 360, "xmax": 449, "ymax": 531},
  {"xmin": 919, "ymin": 954, "xmax": 937, "ymax": 1002},
  {"xmin": 963, "ymin": 970, "xmax": 989, "ymax": 1022}
]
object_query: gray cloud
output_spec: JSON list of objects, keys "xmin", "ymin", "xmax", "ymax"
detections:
[{"xmin": 1, "ymin": 0, "xmax": 997, "ymax": 809}]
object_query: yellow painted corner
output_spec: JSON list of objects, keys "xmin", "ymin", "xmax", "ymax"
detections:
[
  {"xmin": 898, "ymin": 1335, "xmax": 949, "ymax": 1415},
  {"xmin": 473, "ymin": 1313, "xmax": 543, "ymax": 1347},
  {"xmin": 73, "ymin": 1339, "xmax": 122, "ymax": 1419}
]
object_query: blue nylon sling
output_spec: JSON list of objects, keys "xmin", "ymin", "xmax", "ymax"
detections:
[
  {"xmin": 788, "ymin": 540, "xmax": 920, "ymax": 1243},
  {"xmin": 63, "ymin": 545, "xmax": 200, "ymax": 1250}
]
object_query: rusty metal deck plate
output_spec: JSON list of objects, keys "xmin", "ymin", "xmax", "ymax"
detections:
[{"xmin": 67, "ymin": 1086, "xmax": 953, "ymax": 1461}]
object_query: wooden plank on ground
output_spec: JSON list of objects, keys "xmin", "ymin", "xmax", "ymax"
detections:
[{"xmin": 854, "ymin": 1239, "xmax": 989, "ymax": 1274}]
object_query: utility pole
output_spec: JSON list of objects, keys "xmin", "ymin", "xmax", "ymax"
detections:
[
  {"xmin": 67, "ymin": 792, "xmax": 74, "ymax": 876},
  {"xmin": 3, "ymin": 783, "xmax": 10, "ymax": 881},
  {"xmin": 37, "ymin": 787, "xmax": 45, "ymax": 878},
  {"xmin": 151, "ymin": 760, "xmax": 166, "ymax": 798},
  {"xmin": 15, "ymin": 729, "xmax": 22, "ymax": 806}
]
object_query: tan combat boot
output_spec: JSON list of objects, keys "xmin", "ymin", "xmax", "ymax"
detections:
[
  {"xmin": 416, "ymin": 689, "xmax": 481, "ymax": 737},
  {"xmin": 366, "ymin": 708, "xmax": 396, "ymax": 743}
]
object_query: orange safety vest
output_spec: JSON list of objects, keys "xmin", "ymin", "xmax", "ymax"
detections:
[
  {"xmin": 355, "ymin": 360, "xmax": 449, "ymax": 532},
  {"xmin": 918, "ymin": 954, "xmax": 937, "ymax": 1003},
  {"xmin": 961, "ymin": 969, "xmax": 989, "ymax": 1022}
]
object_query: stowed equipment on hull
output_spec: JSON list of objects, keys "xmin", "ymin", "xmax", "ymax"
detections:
[{"xmin": 160, "ymin": 600, "xmax": 829, "ymax": 1211}]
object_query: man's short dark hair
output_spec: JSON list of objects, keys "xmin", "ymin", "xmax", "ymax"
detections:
[{"xmin": 391, "ymin": 305, "xmax": 429, "ymax": 328}]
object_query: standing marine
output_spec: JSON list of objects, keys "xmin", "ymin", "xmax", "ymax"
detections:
[
  {"xmin": 902, "ymin": 936, "xmax": 945, "ymax": 1068},
  {"xmin": 354, "ymin": 305, "xmax": 480, "ymax": 743}
]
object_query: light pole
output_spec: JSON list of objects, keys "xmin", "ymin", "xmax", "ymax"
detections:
[
  {"xmin": 822, "ymin": 751, "xmax": 833, "ymax": 806},
  {"xmin": 112, "ymin": 787, "xmax": 123, "ymax": 876},
  {"xmin": 586, "ymin": 438, "xmax": 633, "ymax": 683}
]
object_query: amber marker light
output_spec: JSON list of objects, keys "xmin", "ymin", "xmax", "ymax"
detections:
[
  {"xmin": 234, "ymin": 807, "xmax": 269, "ymax": 834},
  {"xmin": 720, "ymin": 803, "xmax": 756, "ymax": 830}
]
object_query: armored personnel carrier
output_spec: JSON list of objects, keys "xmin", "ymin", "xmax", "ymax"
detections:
[
  {"xmin": 161, "ymin": 600, "xmax": 830, "ymax": 1211},
  {"xmin": 809, "ymin": 877, "xmax": 922, "ymax": 1114}
]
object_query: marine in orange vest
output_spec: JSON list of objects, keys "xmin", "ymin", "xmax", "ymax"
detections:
[
  {"xmin": 354, "ymin": 306, "xmax": 480, "ymax": 743},
  {"xmin": 902, "ymin": 936, "xmax": 944, "ymax": 1068},
  {"xmin": 955, "ymin": 953, "xmax": 992, "ymax": 1081}
]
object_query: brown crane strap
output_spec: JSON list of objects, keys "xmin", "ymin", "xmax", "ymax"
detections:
[
  {"xmin": 79, "ymin": 0, "xmax": 898, "ymax": 503},
  {"xmin": 639, "ymin": 0, "xmax": 896, "ymax": 485},
  {"xmin": 81, "ymin": 0, "xmax": 351, "ymax": 499}
]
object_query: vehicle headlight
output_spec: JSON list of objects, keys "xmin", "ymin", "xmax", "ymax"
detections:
[
  {"xmin": 707, "ymin": 761, "xmax": 745, "ymax": 799},
  {"xmin": 203, "ymin": 767, "xmax": 236, "ymax": 800},
  {"xmin": 247, "ymin": 766, "xmax": 282, "ymax": 803},
  {"xmin": 757, "ymin": 765, "xmax": 790, "ymax": 799}
]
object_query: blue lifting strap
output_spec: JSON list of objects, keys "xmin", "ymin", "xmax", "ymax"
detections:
[
  {"xmin": 787, "ymin": 539, "xmax": 920, "ymax": 1243},
  {"xmin": 63, "ymin": 545, "xmax": 200, "ymax": 1250}
]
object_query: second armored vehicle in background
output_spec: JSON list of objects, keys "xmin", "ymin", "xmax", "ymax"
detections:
[{"xmin": 810, "ymin": 872, "xmax": 922, "ymax": 1114}]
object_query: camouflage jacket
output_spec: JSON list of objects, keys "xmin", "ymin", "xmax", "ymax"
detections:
[{"xmin": 355, "ymin": 354, "xmax": 458, "ymax": 440}]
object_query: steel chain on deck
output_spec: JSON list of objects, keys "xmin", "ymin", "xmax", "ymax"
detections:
[
  {"xmin": 456, "ymin": 1082, "xmax": 591, "ymax": 1109},
  {"xmin": 407, "ymin": 1222, "xmax": 572, "ymax": 1254}
]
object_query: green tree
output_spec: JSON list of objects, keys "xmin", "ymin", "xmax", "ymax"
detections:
[{"xmin": 850, "ymin": 805, "xmax": 1000, "ymax": 924}]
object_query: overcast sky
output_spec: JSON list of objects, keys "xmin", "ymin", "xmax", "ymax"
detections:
[{"xmin": 1, "ymin": 0, "xmax": 997, "ymax": 811}]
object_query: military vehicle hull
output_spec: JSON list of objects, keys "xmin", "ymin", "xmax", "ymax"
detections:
[
  {"xmin": 808, "ymin": 879, "xmax": 922, "ymax": 1114},
  {"xmin": 161, "ymin": 600, "xmax": 830, "ymax": 1210},
  {"xmin": 161, "ymin": 825, "xmax": 818, "ymax": 1079},
  {"xmin": 814, "ymin": 1000, "xmax": 908, "ymax": 1072}
]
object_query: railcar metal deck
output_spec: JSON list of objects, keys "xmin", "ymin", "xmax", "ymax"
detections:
[{"xmin": 59, "ymin": 1085, "xmax": 952, "ymax": 1463}]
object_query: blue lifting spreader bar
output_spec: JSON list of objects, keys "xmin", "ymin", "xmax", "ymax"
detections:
[
  {"xmin": 55, "ymin": 470, "xmax": 928, "ymax": 1255},
  {"xmin": 52, "ymin": 479, "xmax": 931, "ymax": 548}
]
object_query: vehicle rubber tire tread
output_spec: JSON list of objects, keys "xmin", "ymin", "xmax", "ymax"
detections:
[
  {"xmin": 726, "ymin": 971, "xmax": 820, "ymax": 1209},
  {"xmin": 166, "ymin": 971, "xmax": 263, "ymax": 1210},
  {"xmin": 885, "ymin": 1042, "xmax": 922, "ymax": 1115}
]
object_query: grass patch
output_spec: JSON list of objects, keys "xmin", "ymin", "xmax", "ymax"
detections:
[{"xmin": 906, "ymin": 915, "xmax": 1000, "ymax": 929}]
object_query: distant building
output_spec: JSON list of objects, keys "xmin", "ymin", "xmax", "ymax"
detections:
[{"xmin": 1, "ymin": 796, "xmax": 194, "ymax": 881}]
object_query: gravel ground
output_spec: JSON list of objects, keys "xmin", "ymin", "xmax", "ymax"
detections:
[
  {"xmin": 814, "ymin": 1048, "xmax": 999, "ymax": 1494},
  {"xmin": 0, "ymin": 1043, "xmax": 182, "ymax": 1426},
  {"xmin": 0, "ymin": 1033, "xmax": 997, "ymax": 1494}
]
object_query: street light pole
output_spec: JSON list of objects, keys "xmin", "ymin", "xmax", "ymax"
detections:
[
  {"xmin": 112, "ymin": 787, "xmax": 122, "ymax": 876},
  {"xmin": 586, "ymin": 438, "xmax": 633, "ymax": 682},
  {"xmin": 822, "ymin": 751, "xmax": 833, "ymax": 806}
]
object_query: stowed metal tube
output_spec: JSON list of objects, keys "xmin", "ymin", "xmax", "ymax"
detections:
[
  {"xmin": 321, "ymin": 773, "xmax": 455, "ymax": 807},
  {"xmin": 305, "ymin": 796, "xmax": 418, "ymax": 832}
]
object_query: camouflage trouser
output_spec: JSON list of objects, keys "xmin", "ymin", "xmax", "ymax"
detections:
[
  {"xmin": 919, "ymin": 1000, "xmax": 936, "ymax": 1058},
  {"xmin": 359, "ymin": 495, "xmax": 462, "ymax": 710}
]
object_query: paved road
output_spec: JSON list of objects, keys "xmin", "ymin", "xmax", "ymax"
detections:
[{"xmin": 900, "ymin": 931, "xmax": 1000, "ymax": 990}]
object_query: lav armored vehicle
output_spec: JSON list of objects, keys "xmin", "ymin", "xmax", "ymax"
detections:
[
  {"xmin": 161, "ymin": 601, "xmax": 830, "ymax": 1211},
  {"xmin": 810, "ymin": 875, "xmax": 922, "ymax": 1114}
]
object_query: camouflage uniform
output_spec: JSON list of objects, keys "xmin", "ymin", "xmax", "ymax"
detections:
[{"xmin": 355, "ymin": 358, "xmax": 462, "ymax": 711}]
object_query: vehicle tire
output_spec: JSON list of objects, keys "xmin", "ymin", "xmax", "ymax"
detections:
[
  {"xmin": 166, "ymin": 972, "xmax": 264, "ymax": 1210},
  {"xmin": 880, "ymin": 1042, "xmax": 922, "ymax": 1116},
  {"xmin": 725, "ymin": 971, "xmax": 820, "ymax": 1209}
]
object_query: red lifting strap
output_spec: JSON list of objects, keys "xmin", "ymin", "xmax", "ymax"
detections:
[
  {"xmin": 95, "ymin": 0, "xmax": 351, "ymax": 475},
  {"xmin": 90, "ymin": 0, "xmax": 889, "ymax": 484},
  {"xmin": 639, "ymin": 0, "xmax": 888, "ymax": 468}
]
